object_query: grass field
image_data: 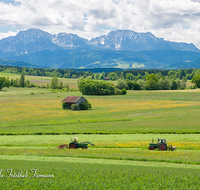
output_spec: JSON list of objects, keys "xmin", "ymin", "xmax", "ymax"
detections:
[
  {"xmin": 0, "ymin": 73, "xmax": 200, "ymax": 189},
  {"xmin": 1, "ymin": 87, "xmax": 200, "ymax": 134},
  {"xmin": 1, "ymin": 159, "xmax": 200, "ymax": 190},
  {"xmin": 0, "ymin": 134, "xmax": 200, "ymax": 165}
]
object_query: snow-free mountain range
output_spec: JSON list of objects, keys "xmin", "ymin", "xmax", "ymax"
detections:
[{"xmin": 0, "ymin": 28, "xmax": 200, "ymax": 69}]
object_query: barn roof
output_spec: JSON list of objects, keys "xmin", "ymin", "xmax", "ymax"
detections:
[{"xmin": 61, "ymin": 96, "xmax": 82, "ymax": 103}]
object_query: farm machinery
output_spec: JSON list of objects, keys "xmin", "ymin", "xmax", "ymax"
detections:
[
  {"xmin": 58, "ymin": 137, "xmax": 95, "ymax": 149},
  {"xmin": 148, "ymin": 138, "xmax": 176, "ymax": 151}
]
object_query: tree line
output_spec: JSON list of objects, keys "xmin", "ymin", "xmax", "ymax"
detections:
[
  {"xmin": 1, "ymin": 66, "xmax": 200, "ymax": 92},
  {"xmin": 0, "ymin": 73, "xmax": 70, "ymax": 91},
  {"xmin": 0, "ymin": 66, "xmax": 90, "ymax": 79},
  {"xmin": 0, "ymin": 66, "xmax": 200, "ymax": 81},
  {"xmin": 116, "ymin": 75, "xmax": 187, "ymax": 91}
]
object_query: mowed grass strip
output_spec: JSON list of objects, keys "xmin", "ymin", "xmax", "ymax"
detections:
[
  {"xmin": 0, "ymin": 134, "xmax": 199, "ymax": 148},
  {"xmin": 1, "ymin": 155, "xmax": 200, "ymax": 169},
  {"xmin": 0, "ymin": 147, "xmax": 200, "ymax": 165}
]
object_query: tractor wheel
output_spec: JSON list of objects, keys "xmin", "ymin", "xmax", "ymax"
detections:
[
  {"xmin": 82, "ymin": 146, "xmax": 88, "ymax": 149},
  {"xmin": 148, "ymin": 145, "xmax": 155, "ymax": 150},
  {"xmin": 69, "ymin": 144, "xmax": 77, "ymax": 149},
  {"xmin": 159, "ymin": 144, "xmax": 167, "ymax": 151}
]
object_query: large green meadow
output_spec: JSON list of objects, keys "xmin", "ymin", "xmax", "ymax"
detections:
[{"xmin": 0, "ymin": 73, "xmax": 200, "ymax": 189}]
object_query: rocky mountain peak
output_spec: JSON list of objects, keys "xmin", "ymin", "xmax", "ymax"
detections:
[
  {"xmin": 89, "ymin": 29, "xmax": 198, "ymax": 51},
  {"xmin": 16, "ymin": 28, "xmax": 52, "ymax": 42},
  {"xmin": 0, "ymin": 28, "xmax": 199, "ymax": 56},
  {"xmin": 52, "ymin": 33, "xmax": 88, "ymax": 48}
]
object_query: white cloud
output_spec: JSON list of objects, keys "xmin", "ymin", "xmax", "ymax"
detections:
[
  {"xmin": 0, "ymin": 31, "xmax": 17, "ymax": 39},
  {"xmin": 1, "ymin": 0, "xmax": 200, "ymax": 47}
]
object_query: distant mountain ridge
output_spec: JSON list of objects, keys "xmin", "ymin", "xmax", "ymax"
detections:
[
  {"xmin": 0, "ymin": 28, "xmax": 199, "ymax": 55},
  {"xmin": 0, "ymin": 28, "xmax": 200, "ymax": 69},
  {"xmin": 88, "ymin": 30, "xmax": 199, "ymax": 52}
]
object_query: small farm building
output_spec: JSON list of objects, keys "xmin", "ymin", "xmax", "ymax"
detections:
[
  {"xmin": 61, "ymin": 96, "xmax": 87, "ymax": 110},
  {"xmin": 104, "ymin": 77, "xmax": 110, "ymax": 81}
]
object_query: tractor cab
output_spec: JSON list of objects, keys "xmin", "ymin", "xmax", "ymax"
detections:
[
  {"xmin": 157, "ymin": 138, "xmax": 167, "ymax": 144},
  {"xmin": 71, "ymin": 137, "xmax": 78, "ymax": 143},
  {"xmin": 69, "ymin": 137, "xmax": 79, "ymax": 149}
]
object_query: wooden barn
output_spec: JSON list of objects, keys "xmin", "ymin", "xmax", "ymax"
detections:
[
  {"xmin": 104, "ymin": 77, "xmax": 110, "ymax": 81},
  {"xmin": 61, "ymin": 96, "xmax": 87, "ymax": 110}
]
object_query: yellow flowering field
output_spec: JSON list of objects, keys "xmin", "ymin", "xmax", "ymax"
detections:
[
  {"xmin": 1, "ymin": 90, "xmax": 200, "ymax": 124},
  {"xmin": 93, "ymin": 98, "xmax": 200, "ymax": 112},
  {"xmin": 1, "ymin": 87, "xmax": 200, "ymax": 134},
  {"xmin": 95, "ymin": 141, "xmax": 200, "ymax": 149}
]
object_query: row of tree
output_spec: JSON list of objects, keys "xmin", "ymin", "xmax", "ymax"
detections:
[
  {"xmin": 0, "ymin": 73, "xmax": 70, "ymax": 91},
  {"xmin": 0, "ymin": 72, "xmax": 28, "ymax": 90},
  {"xmin": 49, "ymin": 76, "xmax": 70, "ymax": 90},
  {"xmin": 77, "ymin": 73, "xmax": 190, "ymax": 96},
  {"xmin": 1, "ymin": 66, "xmax": 200, "ymax": 81},
  {"xmin": 116, "ymin": 75, "xmax": 187, "ymax": 91},
  {"xmin": 1, "ymin": 66, "xmax": 200, "ymax": 92},
  {"xmin": 1, "ymin": 72, "xmax": 200, "ymax": 94},
  {"xmin": 0, "ymin": 66, "xmax": 90, "ymax": 79}
]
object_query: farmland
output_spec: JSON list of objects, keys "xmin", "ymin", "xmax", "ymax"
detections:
[{"xmin": 0, "ymin": 73, "xmax": 200, "ymax": 189}]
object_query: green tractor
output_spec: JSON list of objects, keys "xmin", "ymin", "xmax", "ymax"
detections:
[
  {"xmin": 58, "ymin": 137, "xmax": 95, "ymax": 149},
  {"xmin": 148, "ymin": 138, "xmax": 176, "ymax": 151},
  {"xmin": 68, "ymin": 137, "xmax": 95, "ymax": 149}
]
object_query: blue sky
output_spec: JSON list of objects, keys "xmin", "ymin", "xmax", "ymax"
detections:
[{"xmin": 1, "ymin": 0, "xmax": 200, "ymax": 48}]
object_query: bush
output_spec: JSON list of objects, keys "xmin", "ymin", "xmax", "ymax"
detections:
[
  {"xmin": 30, "ymin": 92, "xmax": 35, "ymax": 95},
  {"xmin": 79, "ymin": 102, "xmax": 87, "ymax": 110},
  {"xmin": 40, "ymin": 85, "xmax": 46, "ymax": 88},
  {"xmin": 115, "ymin": 88, "xmax": 122, "ymax": 95},
  {"xmin": 116, "ymin": 79, "xmax": 127, "ymax": 90},
  {"xmin": 87, "ymin": 102, "xmax": 92, "ymax": 109},
  {"xmin": 71, "ymin": 104, "xmax": 78, "ymax": 110},
  {"xmin": 62, "ymin": 87, "xmax": 70, "ymax": 92},
  {"xmin": 78, "ymin": 79, "xmax": 115, "ymax": 95},
  {"xmin": 28, "ymin": 83, "xmax": 35, "ymax": 88},
  {"xmin": 63, "ymin": 102, "xmax": 92, "ymax": 110},
  {"xmin": 79, "ymin": 102, "xmax": 92, "ymax": 110},
  {"xmin": 189, "ymin": 85, "xmax": 196, "ymax": 89},
  {"xmin": 62, "ymin": 102, "xmax": 68, "ymax": 109},
  {"xmin": 121, "ymin": 88, "xmax": 127, "ymax": 95},
  {"xmin": 191, "ymin": 74, "xmax": 200, "ymax": 88}
]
